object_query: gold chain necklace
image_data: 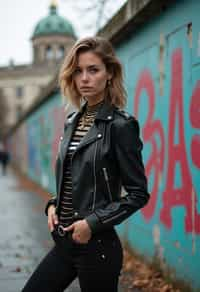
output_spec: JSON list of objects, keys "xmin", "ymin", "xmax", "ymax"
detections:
[
  {"xmin": 79, "ymin": 100, "xmax": 104, "ymax": 130},
  {"xmin": 79, "ymin": 111, "xmax": 95, "ymax": 130}
]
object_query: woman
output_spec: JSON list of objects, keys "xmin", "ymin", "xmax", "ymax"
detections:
[{"xmin": 22, "ymin": 36, "xmax": 149, "ymax": 292}]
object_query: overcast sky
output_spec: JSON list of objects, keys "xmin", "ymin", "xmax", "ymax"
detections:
[{"xmin": 0, "ymin": 0, "xmax": 126, "ymax": 67}]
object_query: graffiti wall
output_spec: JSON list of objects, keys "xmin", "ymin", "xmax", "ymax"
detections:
[
  {"xmin": 8, "ymin": 92, "xmax": 65, "ymax": 193},
  {"xmin": 116, "ymin": 0, "xmax": 200, "ymax": 288}
]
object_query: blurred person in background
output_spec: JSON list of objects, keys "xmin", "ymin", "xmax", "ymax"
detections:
[
  {"xmin": 0, "ymin": 142, "xmax": 10, "ymax": 175},
  {"xmin": 22, "ymin": 37, "xmax": 150, "ymax": 292}
]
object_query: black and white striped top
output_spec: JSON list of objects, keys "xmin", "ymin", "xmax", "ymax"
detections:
[{"xmin": 59, "ymin": 100, "xmax": 103, "ymax": 227}]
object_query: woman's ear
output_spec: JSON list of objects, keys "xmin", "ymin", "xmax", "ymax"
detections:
[
  {"xmin": 107, "ymin": 73, "xmax": 112, "ymax": 81},
  {"xmin": 106, "ymin": 67, "xmax": 113, "ymax": 81}
]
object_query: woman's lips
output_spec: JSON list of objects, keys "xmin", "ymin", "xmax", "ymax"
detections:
[{"xmin": 80, "ymin": 87, "xmax": 92, "ymax": 90}]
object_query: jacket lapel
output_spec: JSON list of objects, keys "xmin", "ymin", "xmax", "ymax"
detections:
[
  {"xmin": 74, "ymin": 101, "xmax": 114, "ymax": 152},
  {"xmin": 75, "ymin": 122, "xmax": 102, "ymax": 152},
  {"xmin": 60, "ymin": 111, "xmax": 81, "ymax": 162},
  {"xmin": 60, "ymin": 100, "xmax": 115, "ymax": 161}
]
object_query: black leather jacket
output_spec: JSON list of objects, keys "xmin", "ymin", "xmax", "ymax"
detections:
[{"xmin": 45, "ymin": 101, "xmax": 150, "ymax": 234}]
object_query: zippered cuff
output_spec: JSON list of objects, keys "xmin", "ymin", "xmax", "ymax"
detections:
[
  {"xmin": 45, "ymin": 197, "xmax": 57, "ymax": 216},
  {"xmin": 85, "ymin": 212, "xmax": 103, "ymax": 234}
]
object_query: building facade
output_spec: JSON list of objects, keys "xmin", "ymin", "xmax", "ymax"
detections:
[{"xmin": 0, "ymin": 2, "xmax": 76, "ymax": 134}]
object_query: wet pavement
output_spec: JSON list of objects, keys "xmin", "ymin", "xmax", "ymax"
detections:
[
  {"xmin": 0, "ymin": 169, "xmax": 80, "ymax": 292},
  {"xmin": 0, "ymin": 169, "xmax": 125, "ymax": 292}
]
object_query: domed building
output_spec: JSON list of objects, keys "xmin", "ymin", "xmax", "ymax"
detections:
[
  {"xmin": 32, "ymin": 2, "xmax": 76, "ymax": 64},
  {"xmin": 0, "ymin": 1, "xmax": 76, "ymax": 133}
]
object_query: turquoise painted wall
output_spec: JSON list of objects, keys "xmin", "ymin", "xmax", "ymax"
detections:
[
  {"xmin": 8, "ymin": 92, "xmax": 65, "ymax": 194},
  {"xmin": 115, "ymin": 0, "xmax": 200, "ymax": 288}
]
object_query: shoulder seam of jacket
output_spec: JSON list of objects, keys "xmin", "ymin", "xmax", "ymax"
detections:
[{"xmin": 114, "ymin": 108, "xmax": 134, "ymax": 120}]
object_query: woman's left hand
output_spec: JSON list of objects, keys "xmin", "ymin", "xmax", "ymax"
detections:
[{"xmin": 63, "ymin": 219, "xmax": 92, "ymax": 244}]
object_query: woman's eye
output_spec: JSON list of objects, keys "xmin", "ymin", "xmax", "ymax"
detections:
[
  {"xmin": 74, "ymin": 68, "xmax": 81, "ymax": 75},
  {"xmin": 89, "ymin": 68, "xmax": 98, "ymax": 73}
]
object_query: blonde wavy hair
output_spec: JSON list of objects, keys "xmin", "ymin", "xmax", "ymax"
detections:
[{"xmin": 59, "ymin": 37, "xmax": 127, "ymax": 110}]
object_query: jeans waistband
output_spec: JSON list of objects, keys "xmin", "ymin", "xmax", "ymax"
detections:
[{"xmin": 53, "ymin": 223, "xmax": 116, "ymax": 241}]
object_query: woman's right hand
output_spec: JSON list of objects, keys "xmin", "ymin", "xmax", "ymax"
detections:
[{"xmin": 47, "ymin": 205, "xmax": 58, "ymax": 232}]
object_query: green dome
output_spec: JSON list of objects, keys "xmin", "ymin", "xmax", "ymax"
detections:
[{"xmin": 32, "ymin": 4, "xmax": 76, "ymax": 38}]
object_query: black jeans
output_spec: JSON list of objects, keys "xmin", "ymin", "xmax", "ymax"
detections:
[{"xmin": 22, "ymin": 226, "xmax": 123, "ymax": 292}]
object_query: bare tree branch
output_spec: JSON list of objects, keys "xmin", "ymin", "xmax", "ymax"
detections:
[{"xmin": 62, "ymin": 0, "xmax": 127, "ymax": 35}]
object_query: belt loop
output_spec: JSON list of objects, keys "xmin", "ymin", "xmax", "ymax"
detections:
[{"xmin": 57, "ymin": 225, "xmax": 66, "ymax": 237}]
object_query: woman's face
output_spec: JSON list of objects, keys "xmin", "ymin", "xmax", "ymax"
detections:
[{"xmin": 73, "ymin": 51, "xmax": 111, "ymax": 103}]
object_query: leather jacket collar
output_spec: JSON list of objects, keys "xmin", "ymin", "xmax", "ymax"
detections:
[{"xmin": 70, "ymin": 99, "xmax": 115, "ymax": 124}]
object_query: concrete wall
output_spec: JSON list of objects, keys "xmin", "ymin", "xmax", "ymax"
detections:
[{"xmin": 115, "ymin": 0, "xmax": 200, "ymax": 288}]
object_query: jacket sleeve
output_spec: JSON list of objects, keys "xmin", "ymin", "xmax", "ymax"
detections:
[{"xmin": 85, "ymin": 116, "xmax": 150, "ymax": 234}]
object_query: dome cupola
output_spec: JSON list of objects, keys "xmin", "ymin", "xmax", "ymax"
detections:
[
  {"xmin": 31, "ymin": 1, "xmax": 76, "ymax": 65},
  {"xmin": 32, "ymin": 1, "xmax": 75, "ymax": 39}
]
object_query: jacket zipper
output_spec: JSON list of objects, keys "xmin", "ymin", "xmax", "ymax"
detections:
[
  {"xmin": 102, "ymin": 167, "xmax": 113, "ymax": 202},
  {"xmin": 102, "ymin": 210, "xmax": 127, "ymax": 224},
  {"xmin": 55, "ymin": 159, "xmax": 63, "ymax": 214},
  {"xmin": 92, "ymin": 141, "xmax": 98, "ymax": 211}
]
